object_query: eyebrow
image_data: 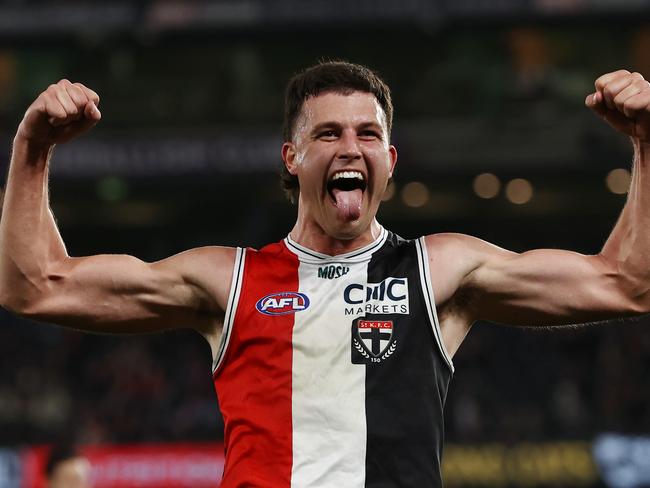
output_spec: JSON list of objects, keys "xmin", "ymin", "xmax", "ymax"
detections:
[
  {"xmin": 310, "ymin": 121, "xmax": 341, "ymax": 135},
  {"xmin": 357, "ymin": 121, "xmax": 383, "ymax": 132}
]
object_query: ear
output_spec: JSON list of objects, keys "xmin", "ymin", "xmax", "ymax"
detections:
[
  {"xmin": 388, "ymin": 145, "xmax": 398, "ymax": 177},
  {"xmin": 282, "ymin": 142, "xmax": 299, "ymax": 175}
]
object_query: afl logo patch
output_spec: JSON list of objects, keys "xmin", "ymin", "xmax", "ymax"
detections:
[{"xmin": 256, "ymin": 292, "xmax": 310, "ymax": 315}]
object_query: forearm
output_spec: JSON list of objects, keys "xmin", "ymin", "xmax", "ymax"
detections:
[
  {"xmin": 0, "ymin": 136, "xmax": 69, "ymax": 311},
  {"xmin": 599, "ymin": 139, "xmax": 650, "ymax": 307}
]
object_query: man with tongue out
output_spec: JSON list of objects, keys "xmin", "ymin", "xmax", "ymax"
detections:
[
  {"xmin": 2, "ymin": 61, "xmax": 650, "ymax": 487},
  {"xmin": 279, "ymin": 67, "xmax": 397, "ymax": 248}
]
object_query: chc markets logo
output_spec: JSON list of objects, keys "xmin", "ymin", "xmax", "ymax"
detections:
[{"xmin": 255, "ymin": 292, "xmax": 310, "ymax": 315}]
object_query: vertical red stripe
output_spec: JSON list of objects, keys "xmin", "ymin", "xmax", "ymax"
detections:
[{"xmin": 214, "ymin": 242, "xmax": 297, "ymax": 488}]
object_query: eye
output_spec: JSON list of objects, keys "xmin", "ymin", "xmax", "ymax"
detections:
[
  {"xmin": 359, "ymin": 130, "xmax": 381, "ymax": 140},
  {"xmin": 318, "ymin": 130, "xmax": 338, "ymax": 140}
]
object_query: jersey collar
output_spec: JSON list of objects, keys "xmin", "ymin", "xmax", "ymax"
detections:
[{"xmin": 284, "ymin": 225, "xmax": 387, "ymax": 262}]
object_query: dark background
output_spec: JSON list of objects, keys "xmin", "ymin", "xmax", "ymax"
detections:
[{"xmin": 0, "ymin": 0, "xmax": 649, "ymax": 476}]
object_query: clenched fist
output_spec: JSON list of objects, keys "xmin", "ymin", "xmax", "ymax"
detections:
[
  {"xmin": 586, "ymin": 70, "xmax": 650, "ymax": 142},
  {"xmin": 16, "ymin": 79, "xmax": 101, "ymax": 148}
]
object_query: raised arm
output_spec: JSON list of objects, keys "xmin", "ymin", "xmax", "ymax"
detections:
[
  {"xmin": 426, "ymin": 70, "xmax": 650, "ymax": 352},
  {"xmin": 0, "ymin": 80, "xmax": 233, "ymax": 348}
]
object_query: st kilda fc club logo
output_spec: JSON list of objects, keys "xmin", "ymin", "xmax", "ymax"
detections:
[{"xmin": 351, "ymin": 315, "xmax": 398, "ymax": 364}]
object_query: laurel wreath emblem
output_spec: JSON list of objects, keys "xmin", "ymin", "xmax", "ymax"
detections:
[
  {"xmin": 381, "ymin": 340, "xmax": 397, "ymax": 360},
  {"xmin": 354, "ymin": 338, "xmax": 397, "ymax": 362},
  {"xmin": 353, "ymin": 338, "xmax": 370, "ymax": 358}
]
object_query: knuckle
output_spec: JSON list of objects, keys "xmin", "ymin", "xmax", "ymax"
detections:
[
  {"xmin": 633, "ymin": 81, "xmax": 648, "ymax": 92},
  {"xmin": 626, "ymin": 94, "xmax": 646, "ymax": 107},
  {"xmin": 603, "ymin": 85, "xmax": 616, "ymax": 98},
  {"xmin": 72, "ymin": 85, "xmax": 87, "ymax": 99},
  {"xmin": 50, "ymin": 107, "xmax": 65, "ymax": 118},
  {"xmin": 623, "ymin": 102, "xmax": 639, "ymax": 115}
]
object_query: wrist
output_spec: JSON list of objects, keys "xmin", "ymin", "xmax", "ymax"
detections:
[{"xmin": 12, "ymin": 133, "xmax": 54, "ymax": 161}]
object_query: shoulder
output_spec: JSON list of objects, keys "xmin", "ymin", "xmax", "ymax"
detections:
[
  {"xmin": 423, "ymin": 233, "xmax": 485, "ymax": 268},
  {"xmin": 151, "ymin": 246, "xmax": 238, "ymax": 276},
  {"xmin": 424, "ymin": 232, "xmax": 499, "ymax": 251},
  {"xmin": 150, "ymin": 246, "xmax": 239, "ymax": 313},
  {"xmin": 420, "ymin": 233, "xmax": 516, "ymax": 304},
  {"xmin": 423, "ymin": 232, "xmax": 515, "ymax": 266}
]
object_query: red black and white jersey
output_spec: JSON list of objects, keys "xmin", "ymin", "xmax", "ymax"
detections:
[{"xmin": 212, "ymin": 227, "xmax": 454, "ymax": 487}]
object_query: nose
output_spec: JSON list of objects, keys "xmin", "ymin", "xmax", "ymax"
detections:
[{"xmin": 336, "ymin": 129, "xmax": 362, "ymax": 161}]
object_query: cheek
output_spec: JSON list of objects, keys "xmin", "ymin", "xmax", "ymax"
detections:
[
  {"xmin": 366, "ymin": 149, "xmax": 392, "ymax": 173},
  {"xmin": 362, "ymin": 140, "xmax": 390, "ymax": 158},
  {"xmin": 297, "ymin": 154, "xmax": 324, "ymax": 186},
  {"xmin": 300, "ymin": 145, "xmax": 330, "ymax": 172}
]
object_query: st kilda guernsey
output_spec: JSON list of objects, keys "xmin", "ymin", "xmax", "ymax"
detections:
[{"xmin": 212, "ymin": 227, "xmax": 454, "ymax": 487}]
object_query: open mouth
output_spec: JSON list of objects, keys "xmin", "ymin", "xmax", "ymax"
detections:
[{"xmin": 326, "ymin": 171, "xmax": 367, "ymax": 201}]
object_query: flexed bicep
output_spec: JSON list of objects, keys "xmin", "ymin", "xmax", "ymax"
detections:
[
  {"xmin": 465, "ymin": 244, "xmax": 642, "ymax": 327},
  {"xmin": 14, "ymin": 246, "xmax": 236, "ymax": 335},
  {"xmin": 460, "ymin": 69, "xmax": 650, "ymax": 327},
  {"xmin": 0, "ymin": 82, "xmax": 235, "ymax": 339}
]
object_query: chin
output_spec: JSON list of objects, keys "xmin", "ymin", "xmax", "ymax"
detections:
[{"xmin": 326, "ymin": 217, "xmax": 369, "ymax": 240}]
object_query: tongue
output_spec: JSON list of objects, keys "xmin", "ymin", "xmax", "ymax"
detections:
[{"xmin": 332, "ymin": 188, "xmax": 363, "ymax": 221}]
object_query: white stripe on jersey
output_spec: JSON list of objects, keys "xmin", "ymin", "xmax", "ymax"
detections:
[
  {"xmin": 212, "ymin": 247, "xmax": 246, "ymax": 374},
  {"xmin": 291, "ymin": 259, "xmax": 368, "ymax": 488},
  {"xmin": 415, "ymin": 238, "xmax": 454, "ymax": 372}
]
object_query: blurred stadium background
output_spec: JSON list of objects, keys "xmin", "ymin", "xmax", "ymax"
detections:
[{"xmin": 1, "ymin": 0, "xmax": 650, "ymax": 486}]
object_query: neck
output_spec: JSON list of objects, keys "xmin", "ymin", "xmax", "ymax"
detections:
[{"xmin": 289, "ymin": 213, "xmax": 382, "ymax": 256}]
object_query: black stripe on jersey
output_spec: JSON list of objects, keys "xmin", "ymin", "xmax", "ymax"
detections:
[{"xmin": 362, "ymin": 232, "xmax": 452, "ymax": 488}]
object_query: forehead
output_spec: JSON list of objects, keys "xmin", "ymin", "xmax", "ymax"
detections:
[{"xmin": 297, "ymin": 91, "xmax": 387, "ymax": 131}]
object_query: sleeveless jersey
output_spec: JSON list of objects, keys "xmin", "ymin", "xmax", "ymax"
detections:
[{"xmin": 212, "ymin": 227, "xmax": 454, "ymax": 487}]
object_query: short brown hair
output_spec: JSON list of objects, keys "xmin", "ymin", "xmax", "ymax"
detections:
[{"xmin": 281, "ymin": 61, "xmax": 393, "ymax": 203}]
